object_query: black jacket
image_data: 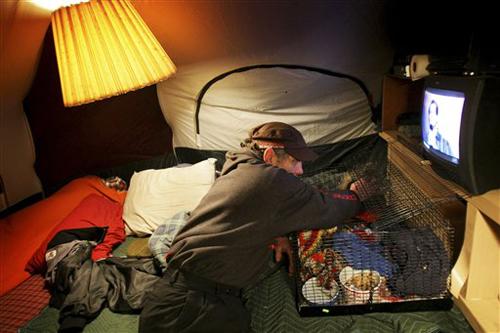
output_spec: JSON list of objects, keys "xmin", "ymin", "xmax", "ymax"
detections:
[{"xmin": 46, "ymin": 233, "xmax": 161, "ymax": 333}]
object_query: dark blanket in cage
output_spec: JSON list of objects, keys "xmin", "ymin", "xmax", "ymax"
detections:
[{"xmin": 384, "ymin": 228, "xmax": 450, "ymax": 297}]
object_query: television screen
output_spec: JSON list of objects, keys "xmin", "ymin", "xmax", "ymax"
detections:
[{"xmin": 421, "ymin": 87, "xmax": 465, "ymax": 164}]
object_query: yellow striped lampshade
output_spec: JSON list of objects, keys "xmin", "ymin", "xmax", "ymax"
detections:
[{"xmin": 51, "ymin": 0, "xmax": 176, "ymax": 107}]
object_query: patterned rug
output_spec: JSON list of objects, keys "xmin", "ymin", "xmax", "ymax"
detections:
[{"xmin": 0, "ymin": 275, "xmax": 50, "ymax": 333}]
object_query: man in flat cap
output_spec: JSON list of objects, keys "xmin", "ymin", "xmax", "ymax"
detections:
[{"xmin": 140, "ymin": 122, "xmax": 367, "ymax": 333}]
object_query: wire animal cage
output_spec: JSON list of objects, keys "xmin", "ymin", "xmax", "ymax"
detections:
[{"xmin": 293, "ymin": 142, "xmax": 456, "ymax": 316}]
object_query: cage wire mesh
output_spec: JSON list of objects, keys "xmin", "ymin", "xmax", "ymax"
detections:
[{"xmin": 294, "ymin": 139, "xmax": 456, "ymax": 314}]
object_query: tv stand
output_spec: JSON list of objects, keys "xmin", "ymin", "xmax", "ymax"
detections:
[
  {"xmin": 381, "ymin": 74, "xmax": 499, "ymax": 332},
  {"xmin": 451, "ymin": 190, "xmax": 500, "ymax": 333}
]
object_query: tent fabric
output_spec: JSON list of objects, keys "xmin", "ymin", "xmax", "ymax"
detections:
[
  {"xmin": 192, "ymin": 64, "xmax": 374, "ymax": 132},
  {"xmin": 158, "ymin": 66, "xmax": 377, "ymax": 152}
]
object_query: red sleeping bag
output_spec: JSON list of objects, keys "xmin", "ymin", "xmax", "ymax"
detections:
[{"xmin": 0, "ymin": 176, "xmax": 126, "ymax": 296}]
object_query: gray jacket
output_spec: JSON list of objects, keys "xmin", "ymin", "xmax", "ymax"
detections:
[{"xmin": 168, "ymin": 149, "xmax": 361, "ymax": 288}]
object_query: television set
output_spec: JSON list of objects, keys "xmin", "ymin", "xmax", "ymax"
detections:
[{"xmin": 421, "ymin": 75, "xmax": 500, "ymax": 195}]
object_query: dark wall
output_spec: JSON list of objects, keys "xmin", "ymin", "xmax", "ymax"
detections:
[
  {"xmin": 24, "ymin": 25, "xmax": 173, "ymax": 194},
  {"xmin": 384, "ymin": 1, "xmax": 499, "ymax": 73}
]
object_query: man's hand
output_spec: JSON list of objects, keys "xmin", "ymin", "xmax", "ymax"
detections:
[{"xmin": 273, "ymin": 236, "xmax": 294, "ymax": 275}]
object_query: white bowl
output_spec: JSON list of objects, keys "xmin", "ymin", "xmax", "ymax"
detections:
[
  {"xmin": 302, "ymin": 277, "xmax": 339, "ymax": 305},
  {"xmin": 339, "ymin": 266, "xmax": 381, "ymax": 304}
]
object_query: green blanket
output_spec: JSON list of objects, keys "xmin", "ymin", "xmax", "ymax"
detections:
[{"xmin": 21, "ymin": 265, "xmax": 472, "ymax": 333}]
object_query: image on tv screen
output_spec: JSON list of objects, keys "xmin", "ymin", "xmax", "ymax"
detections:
[{"xmin": 422, "ymin": 88, "xmax": 465, "ymax": 164}]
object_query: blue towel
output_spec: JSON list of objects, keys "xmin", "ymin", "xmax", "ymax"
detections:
[{"xmin": 332, "ymin": 232, "xmax": 394, "ymax": 277}]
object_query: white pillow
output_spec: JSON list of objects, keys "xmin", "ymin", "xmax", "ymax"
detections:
[{"xmin": 123, "ymin": 158, "xmax": 217, "ymax": 236}]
